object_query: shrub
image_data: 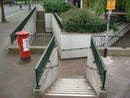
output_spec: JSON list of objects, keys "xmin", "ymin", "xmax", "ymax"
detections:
[
  {"xmin": 125, "ymin": 0, "xmax": 130, "ymax": 21},
  {"xmin": 94, "ymin": 1, "xmax": 105, "ymax": 16},
  {"xmin": 43, "ymin": 0, "xmax": 75, "ymax": 13},
  {"xmin": 61, "ymin": 9, "xmax": 107, "ymax": 33},
  {"xmin": 110, "ymin": 23, "xmax": 119, "ymax": 31}
]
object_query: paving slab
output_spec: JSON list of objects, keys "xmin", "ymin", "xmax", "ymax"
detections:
[
  {"xmin": 0, "ymin": 6, "xmax": 42, "ymax": 98},
  {"xmin": 103, "ymin": 56, "xmax": 130, "ymax": 98},
  {"xmin": 58, "ymin": 58, "xmax": 87, "ymax": 78}
]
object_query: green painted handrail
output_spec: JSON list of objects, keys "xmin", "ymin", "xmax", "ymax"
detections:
[
  {"xmin": 91, "ymin": 38, "xmax": 107, "ymax": 90},
  {"xmin": 34, "ymin": 36, "xmax": 55, "ymax": 89},
  {"xmin": 10, "ymin": 7, "xmax": 36, "ymax": 44}
]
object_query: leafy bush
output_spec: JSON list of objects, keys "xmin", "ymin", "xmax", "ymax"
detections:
[
  {"xmin": 110, "ymin": 23, "xmax": 119, "ymax": 31},
  {"xmin": 61, "ymin": 9, "xmax": 107, "ymax": 33},
  {"xmin": 88, "ymin": 0, "xmax": 106, "ymax": 16},
  {"xmin": 43, "ymin": 0, "xmax": 75, "ymax": 13},
  {"xmin": 125, "ymin": 0, "xmax": 130, "ymax": 21},
  {"xmin": 94, "ymin": 0, "xmax": 105, "ymax": 16}
]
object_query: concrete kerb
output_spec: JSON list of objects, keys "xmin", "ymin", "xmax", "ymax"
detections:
[
  {"xmin": 8, "ymin": 45, "xmax": 47, "ymax": 54},
  {"xmin": 99, "ymin": 47, "xmax": 130, "ymax": 56},
  {"xmin": 99, "ymin": 90, "xmax": 107, "ymax": 98},
  {"xmin": 33, "ymin": 88, "xmax": 43, "ymax": 96}
]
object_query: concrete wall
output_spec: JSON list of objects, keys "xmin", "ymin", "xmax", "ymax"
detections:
[
  {"xmin": 52, "ymin": 14, "xmax": 62, "ymax": 49},
  {"xmin": 39, "ymin": 48, "xmax": 59, "ymax": 93},
  {"xmin": 45, "ymin": 13, "xmax": 52, "ymax": 33},
  {"xmin": 49, "ymin": 13, "xmax": 130, "ymax": 59},
  {"xmin": 22, "ymin": 11, "xmax": 36, "ymax": 35},
  {"xmin": 86, "ymin": 48, "xmax": 107, "ymax": 98},
  {"xmin": 59, "ymin": 48, "xmax": 87, "ymax": 59},
  {"xmin": 52, "ymin": 14, "xmax": 90, "ymax": 59}
]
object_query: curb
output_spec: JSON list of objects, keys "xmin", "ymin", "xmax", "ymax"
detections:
[{"xmin": 8, "ymin": 46, "xmax": 47, "ymax": 54}]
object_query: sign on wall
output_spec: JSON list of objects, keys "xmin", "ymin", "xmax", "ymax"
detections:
[
  {"xmin": 106, "ymin": 0, "xmax": 116, "ymax": 10},
  {"xmin": 23, "ymin": 38, "xmax": 29, "ymax": 52}
]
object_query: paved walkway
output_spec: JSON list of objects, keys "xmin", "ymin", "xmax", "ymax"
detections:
[
  {"xmin": 58, "ymin": 58, "xmax": 87, "ymax": 78},
  {"xmin": 0, "ymin": 6, "xmax": 41, "ymax": 98},
  {"xmin": 103, "ymin": 56, "xmax": 130, "ymax": 98}
]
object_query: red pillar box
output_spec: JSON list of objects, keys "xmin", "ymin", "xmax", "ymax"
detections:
[{"xmin": 16, "ymin": 31, "xmax": 31, "ymax": 60}]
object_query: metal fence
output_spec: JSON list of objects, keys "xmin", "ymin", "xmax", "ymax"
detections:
[
  {"xmin": 91, "ymin": 38, "xmax": 107, "ymax": 90},
  {"xmin": 34, "ymin": 36, "xmax": 55, "ymax": 89},
  {"xmin": 29, "ymin": 33, "xmax": 52, "ymax": 46},
  {"xmin": 10, "ymin": 7, "xmax": 36, "ymax": 44},
  {"xmin": 53, "ymin": 13, "xmax": 63, "ymax": 31},
  {"xmin": 93, "ymin": 35, "xmax": 130, "ymax": 48}
]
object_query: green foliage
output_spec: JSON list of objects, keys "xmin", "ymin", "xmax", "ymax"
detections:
[
  {"xmin": 88, "ymin": 0, "xmax": 106, "ymax": 15},
  {"xmin": 88, "ymin": 0, "xmax": 130, "ymax": 21},
  {"xmin": 88, "ymin": 0, "xmax": 95, "ymax": 9},
  {"xmin": 61, "ymin": 9, "xmax": 105, "ymax": 24},
  {"xmin": 43, "ymin": 0, "xmax": 75, "ymax": 13},
  {"xmin": 125, "ymin": 0, "xmax": 130, "ymax": 21},
  {"xmin": 94, "ymin": 0, "xmax": 105, "ymax": 16},
  {"xmin": 61, "ymin": 9, "xmax": 107, "ymax": 33},
  {"xmin": 110, "ymin": 23, "xmax": 119, "ymax": 31}
]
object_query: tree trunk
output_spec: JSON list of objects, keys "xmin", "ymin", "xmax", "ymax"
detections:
[
  {"xmin": 0, "ymin": 2, "xmax": 6, "ymax": 22},
  {"xmin": 19, "ymin": 4, "xmax": 22, "ymax": 9},
  {"xmin": 28, "ymin": 0, "xmax": 31, "ymax": 10}
]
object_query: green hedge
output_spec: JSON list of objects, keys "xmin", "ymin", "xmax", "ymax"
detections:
[
  {"xmin": 62, "ymin": 24, "xmax": 107, "ymax": 33},
  {"xmin": 61, "ymin": 9, "xmax": 107, "ymax": 33},
  {"xmin": 43, "ymin": 0, "xmax": 75, "ymax": 13}
]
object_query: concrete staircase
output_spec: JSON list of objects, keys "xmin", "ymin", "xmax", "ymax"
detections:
[{"xmin": 43, "ymin": 78, "xmax": 97, "ymax": 98}]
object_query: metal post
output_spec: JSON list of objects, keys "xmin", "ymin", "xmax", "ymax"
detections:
[
  {"xmin": 104, "ymin": 10, "xmax": 111, "ymax": 57},
  {"xmin": 35, "ymin": 69, "xmax": 40, "ymax": 89},
  {"xmin": 80, "ymin": 0, "xmax": 82, "ymax": 8},
  {"xmin": 101, "ymin": 70, "xmax": 107, "ymax": 90}
]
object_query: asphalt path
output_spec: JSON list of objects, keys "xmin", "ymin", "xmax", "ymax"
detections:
[
  {"xmin": 4, "ymin": 5, "xmax": 27, "ymax": 18},
  {"xmin": 0, "ymin": 6, "xmax": 41, "ymax": 98}
]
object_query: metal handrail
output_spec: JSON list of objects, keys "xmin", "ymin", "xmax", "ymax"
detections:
[
  {"xmin": 35, "ymin": 36, "xmax": 55, "ymax": 89},
  {"xmin": 10, "ymin": 7, "xmax": 36, "ymax": 44},
  {"xmin": 53, "ymin": 13, "xmax": 63, "ymax": 31},
  {"xmin": 91, "ymin": 38, "xmax": 107, "ymax": 90}
]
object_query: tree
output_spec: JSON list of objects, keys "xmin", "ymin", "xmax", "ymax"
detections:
[
  {"xmin": 125, "ymin": 0, "xmax": 130, "ymax": 21},
  {"xmin": 0, "ymin": 0, "xmax": 6, "ymax": 22},
  {"xmin": 27, "ymin": 0, "xmax": 31, "ymax": 10},
  {"xmin": 82, "ymin": 0, "xmax": 89, "ymax": 9},
  {"xmin": 87, "ymin": 0, "xmax": 130, "ymax": 20}
]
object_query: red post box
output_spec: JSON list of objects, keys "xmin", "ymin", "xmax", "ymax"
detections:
[{"xmin": 16, "ymin": 31, "xmax": 31, "ymax": 60}]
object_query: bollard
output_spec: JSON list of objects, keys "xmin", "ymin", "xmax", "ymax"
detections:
[{"xmin": 103, "ymin": 48, "xmax": 108, "ymax": 57}]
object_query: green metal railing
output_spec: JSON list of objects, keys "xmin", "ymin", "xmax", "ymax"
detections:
[
  {"xmin": 10, "ymin": 7, "xmax": 36, "ymax": 44},
  {"xmin": 53, "ymin": 13, "xmax": 63, "ymax": 31},
  {"xmin": 93, "ymin": 35, "xmax": 130, "ymax": 48},
  {"xmin": 29, "ymin": 34, "xmax": 52, "ymax": 46},
  {"xmin": 35, "ymin": 36, "xmax": 55, "ymax": 89},
  {"xmin": 91, "ymin": 38, "xmax": 107, "ymax": 90}
]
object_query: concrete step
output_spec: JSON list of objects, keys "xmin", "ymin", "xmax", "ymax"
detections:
[
  {"xmin": 43, "ymin": 95, "xmax": 97, "ymax": 98},
  {"xmin": 44, "ymin": 78, "xmax": 97, "ymax": 98}
]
